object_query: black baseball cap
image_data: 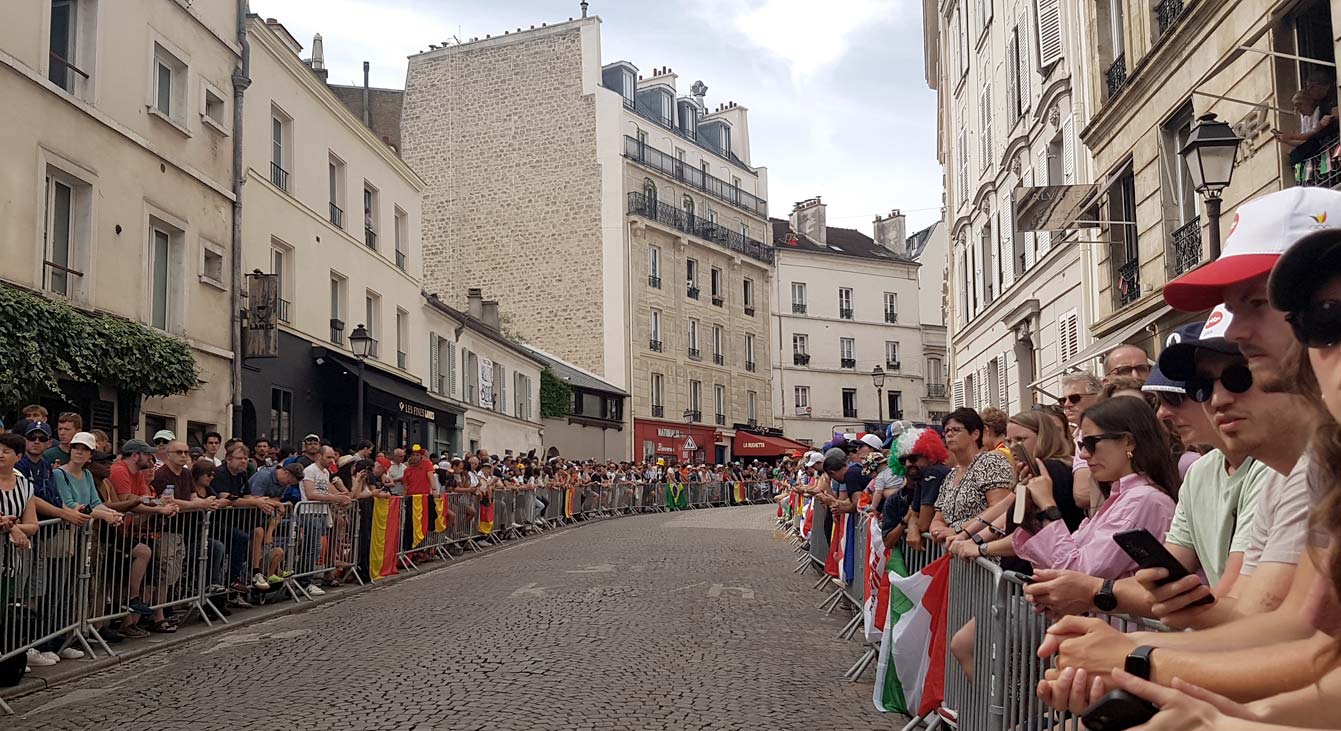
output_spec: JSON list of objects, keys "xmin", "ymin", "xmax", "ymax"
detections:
[{"xmin": 1269, "ymin": 228, "xmax": 1341, "ymax": 313}]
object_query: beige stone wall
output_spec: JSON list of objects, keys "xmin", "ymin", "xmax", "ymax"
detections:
[{"xmin": 401, "ymin": 24, "xmax": 607, "ymax": 376}]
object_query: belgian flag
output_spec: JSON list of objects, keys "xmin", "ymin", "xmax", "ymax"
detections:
[{"xmin": 368, "ymin": 496, "xmax": 402, "ymax": 581}]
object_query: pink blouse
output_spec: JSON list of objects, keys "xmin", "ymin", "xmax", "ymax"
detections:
[{"xmin": 1012, "ymin": 472, "xmax": 1176, "ymax": 579}]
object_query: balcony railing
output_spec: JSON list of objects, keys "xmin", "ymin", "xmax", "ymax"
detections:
[
  {"xmin": 927, "ymin": 383, "xmax": 947, "ymax": 398},
  {"xmin": 713, "ymin": 353, "xmax": 724, "ymax": 366},
  {"xmin": 841, "ymin": 358, "xmax": 856, "ymax": 369},
  {"xmin": 395, "ymin": 250, "xmax": 406, "ymax": 271},
  {"xmin": 839, "ymin": 308, "xmax": 854, "ymax": 320},
  {"xmin": 792, "ymin": 303, "xmax": 807, "ymax": 314},
  {"xmin": 688, "ymin": 347, "xmax": 701, "ymax": 360},
  {"xmin": 652, "ymin": 405, "xmax": 664, "ymax": 418},
  {"xmin": 329, "ymin": 202, "xmax": 344, "ymax": 228},
  {"xmin": 366, "ymin": 338, "xmax": 380, "ymax": 359},
  {"xmin": 270, "ymin": 162, "xmax": 289, "ymax": 192},
  {"xmin": 277, "ymin": 298, "xmax": 291, "ymax": 324},
  {"xmin": 1294, "ymin": 143, "xmax": 1341, "ymax": 190},
  {"xmin": 1170, "ymin": 217, "xmax": 1203, "ymax": 277},
  {"xmin": 745, "ymin": 360, "xmax": 756, "ymax": 372},
  {"xmin": 712, "ymin": 294, "xmax": 724, "ymax": 307},
  {"xmin": 687, "ymin": 285, "xmax": 701, "ymax": 300},
  {"xmin": 397, "ymin": 350, "xmax": 407, "ymax": 370},
  {"xmin": 715, "ymin": 413, "xmax": 725, "ymax": 426},
  {"xmin": 886, "ymin": 360, "xmax": 901, "ymax": 371},
  {"xmin": 627, "ymin": 192, "xmax": 775, "ymax": 265},
  {"xmin": 623, "ymin": 136, "xmax": 768, "ymax": 217},
  {"xmin": 365, "ymin": 226, "xmax": 378, "ymax": 250},
  {"xmin": 1115, "ymin": 258, "xmax": 1142, "ymax": 309},
  {"xmin": 648, "ymin": 275, "xmax": 662, "ymax": 289},
  {"xmin": 793, "ymin": 353, "xmax": 810, "ymax": 366},
  {"xmin": 1155, "ymin": 0, "xmax": 1187, "ymax": 35},
  {"xmin": 794, "ymin": 406, "xmax": 811, "ymax": 417},
  {"xmin": 685, "ymin": 410, "xmax": 702, "ymax": 423},
  {"xmin": 843, "ymin": 407, "xmax": 858, "ymax": 419},
  {"xmin": 649, "ymin": 339, "xmax": 663, "ymax": 352},
  {"xmin": 744, "ymin": 306, "xmax": 755, "ymax": 317},
  {"xmin": 884, "ymin": 311, "xmax": 899, "ymax": 324},
  {"xmin": 1105, "ymin": 54, "xmax": 1128, "ymax": 99},
  {"xmin": 330, "ymin": 318, "xmax": 345, "ymax": 345}
]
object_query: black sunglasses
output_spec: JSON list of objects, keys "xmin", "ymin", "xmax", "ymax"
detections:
[
  {"xmin": 1185, "ymin": 363, "xmax": 1253, "ymax": 403},
  {"xmin": 1059, "ymin": 393, "xmax": 1095, "ymax": 406},
  {"xmin": 1154, "ymin": 391, "xmax": 1186, "ymax": 409},
  {"xmin": 1286, "ymin": 299, "xmax": 1341, "ymax": 348},
  {"xmin": 898, "ymin": 455, "xmax": 920, "ymax": 465},
  {"xmin": 25, "ymin": 434, "xmax": 50, "ymax": 442},
  {"xmin": 1077, "ymin": 433, "xmax": 1127, "ymax": 454}
]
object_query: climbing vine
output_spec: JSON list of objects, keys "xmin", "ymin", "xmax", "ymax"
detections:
[{"xmin": 539, "ymin": 367, "xmax": 572, "ymax": 419}]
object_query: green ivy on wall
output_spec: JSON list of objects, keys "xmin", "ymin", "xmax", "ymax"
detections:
[
  {"xmin": 0, "ymin": 283, "xmax": 200, "ymax": 407},
  {"xmin": 539, "ymin": 367, "xmax": 572, "ymax": 420}
]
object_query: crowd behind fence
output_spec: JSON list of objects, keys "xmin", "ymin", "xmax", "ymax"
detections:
[{"xmin": 0, "ymin": 479, "xmax": 775, "ymax": 714}]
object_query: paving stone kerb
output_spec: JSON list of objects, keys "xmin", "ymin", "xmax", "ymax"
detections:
[{"xmin": 4, "ymin": 507, "xmax": 890, "ymax": 730}]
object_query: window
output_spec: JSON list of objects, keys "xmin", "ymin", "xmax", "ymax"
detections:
[
  {"xmin": 840, "ymin": 337, "xmax": 855, "ymax": 368},
  {"xmin": 689, "ymin": 380, "xmax": 702, "ymax": 417},
  {"xmin": 514, "ymin": 372, "xmax": 533, "ymax": 420},
  {"xmin": 650, "ymin": 309, "xmax": 662, "ymax": 346},
  {"xmin": 981, "ymin": 216, "xmax": 996, "ymax": 305},
  {"xmin": 328, "ymin": 154, "xmax": 346, "ymax": 227},
  {"xmin": 148, "ymin": 221, "xmax": 180, "ymax": 331},
  {"xmin": 1110, "ymin": 168, "xmax": 1140, "ymax": 308},
  {"xmin": 710, "ymin": 267, "xmax": 723, "ymax": 301},
  {"xmin": 363, "ymin": 183, "xmax": 379, "ymax": 250},
  {"xmin": 686, "ymin": 258, "xmax": 699, "ymax": 286},
  {"xmin": 270, "ymin": 388, "xmax": 293, "ymax": 445},
  {"xmin": 651, "ymin": 372, "xmax": 664, "ymax": 416},
  {"xmin": 271, "ymin": 245, "xmax": 291, "ymax": 322},
  {"xmin": 794, "ymin": 386, "xmax": 810, "ymax": 417},
  {"xmin": 394, "ymin": 207, "xmax": 408, "ymax": 270},
  {"xmin": 714, "ymin": 384, "xmax": 726, "ymax": 423},
  {"xmin": 953, "ymin": 6, "xmax": 970, "ymax": 80},
  {"xmin": 842, "ymin": 388, "xmax": 858, "ymax": 418},
  {"xmin": 792, "ymin": 333, "xmax": 809, "ymax": 355},
  {"xmin": 151, "ymin": 42, "xmax": 188, "ymax": 126},
  {"xmin": 745, "ymin": 334, "xmax": 756, "ymax": 370},
  {"xmin": 838, "ymin": 287, "xmax": 853, "ymax": 319},
  {"xmin": 42, "ymin": 169, "xmax": 88, "ymax": 299},
  {"xmin": 49, "ymin": 0, "xmax": 93, "ymax": 97},
  {"xmin": 270, "ymin": 108, "xmax": 291, "ymax": 191},
  {"xmin": 683, "ymin": 194, "xmax": 695, "ymax": 219},
  {"xmin": 742, "ymin": 278, "xmax": 754, "ymax": 312},
  {"xmin": 885, "ymin": 341, "xmax": 900, "ymax": 368},
  {"xmin": 329, "ymin": 273, "xmax": 346, "ymax": 343},
  {"xmin": 463, "ymin": 349, "xmax": 479, "ymax": 404},
  {"xmin": 791, "ymin": 282, "xmax": 807, "ymax": 313},
  {"xmin": 1007, "ymin": 27, "xmax": 1023, "ymax": 122},
  {"xmin": 396, "ymin": 308, "xmax": 408, "ymax": 369},
  {"xmin": 979, "ymin": 82, "xmax": 993, "ymax": 173},
  {"xmin": 364, "ymin": 291, "xmax": 381, "ymax": 357},
  {"xmin": 712, "ymin": 324, "xmax": 724, "ymax": 361},
  {"xmin": 203, "ymin": 85, "xmax": 226, "ymax": 131},
  {"xmin": 687, "ymin": 318, "xmax": 700, "ymax": 358},
  {"xmin": 430, "ymin": 333, "xmax": 455, "ymax": 395},
  {"xmin": 928, "ymin": 357, "xmax": 943, "ymax": 384},
  {"xmin": 200, "ymin": 240, "xmax": 224, "ymax": 288},
  {"xmin": 746, "ymin": 390, "xmax": 757, "ymax": 422},
  {"xmin": 884, "ymin": 292, "xmax": 898, "ymax": 323},
  {"xmin": 888, "ymin": 391, "xmax": 903, "ymax": 419},
  {"xmin": 976, "ymin": 0, "xmax": 994, "ymax": 34},
  {"xmin": 648, "ymin": 245, "xmax": 661, "ymax": 286}
]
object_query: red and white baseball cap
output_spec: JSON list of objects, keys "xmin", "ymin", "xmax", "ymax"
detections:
[{"xmin": 1164, "ymin": 187, "xmax": 1341, "ymax": 312}]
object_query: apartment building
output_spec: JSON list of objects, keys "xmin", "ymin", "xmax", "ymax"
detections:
[
  {"xmin": 1073, "ymin": 0, "xmax": 1339, "ymax": 354},
  {"xmin": 769, "ymin": 200, "xmax": 926, "ymax": 445},
  {"xmin": 0, "ymin": 0, "xmax": 239, "ymax": 445},
  {"xmin": 923, "ymin": 0, "xmax": 1102, "ymax": 412},
  {"xmin": 400, "ymin": 15, "xmax": 774, "ymax": 464}
]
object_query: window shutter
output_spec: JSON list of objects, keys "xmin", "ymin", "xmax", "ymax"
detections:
[
  {"xmin": 1000, "ymin": 191, "xmax": 1016, "ymax": 288},
  {"xmin": 1067, "ymin": 312, "xmax": 1080, "ymax": 361},
  {"xmin": 978, "ymin": 365, "xmax": 989, "ymax": 407},
  {"xmin": 447, "ymin": 341, "xmax": 457, "ymax": 398},
  {"xmin": 1035, "ymin": 150, "xmax": 1051, "ymax": 253},
  {"xmin": 998, "ymin": 356, "xmax": 1009, "ymax": 409},
  {"xmin": 952, "ymin": 380, "xmax": 966, "ymax": 408},
  {"xmin": 1006, "ymin": 32, "xmax": 1020, "ymax": 121},
  {"xmin": 429, "ymin": 333, "xmax": 440, "ymax": 394},
  {"xmin": 1016, "ymin": 15, "xmax": 1032, "ymax": 114},
  {"xmin": 497, "ymin": 364, "xmax": 507, "ymax": 414},
  {"xmin": 1036, "ymin": 0, "xmax": 1063, "ymax": 68},
  {"xmin": 980, "ymin": 84, "xmax": 993, "ymax": 172},
  {"xmin": 1062, "ymin": 118, "xmax": 1076, "ymax": 184}
]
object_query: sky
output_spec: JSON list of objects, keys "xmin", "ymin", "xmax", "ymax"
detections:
[{"xmin": 250, "ymin": 0, "xmax": 943, "ymax": 237}]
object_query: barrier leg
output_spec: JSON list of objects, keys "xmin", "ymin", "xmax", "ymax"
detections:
[
  {"xmin": 844, "ymin": 646, "xmax": 878, "ymax": 682},
  {"xmin": 837, "ymin": 612, "xmax": 863, "ymax": 640}
]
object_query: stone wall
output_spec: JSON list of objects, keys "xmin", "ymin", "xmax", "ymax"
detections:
[{"xmin": 401, "ymin": 25, "xmax": 606, "ymax": 375}]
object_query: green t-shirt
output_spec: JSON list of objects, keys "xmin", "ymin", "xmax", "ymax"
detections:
[
  {"xmin": 42, "ymin": 445, "xmax": 70, "ymax": 466},
  {"xmin": 1164, "ymin": 450, "xmax": 1268, "ymax": 586}
]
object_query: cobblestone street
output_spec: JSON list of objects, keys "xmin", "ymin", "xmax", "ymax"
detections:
[{"xmin": 6, "ymin": 507, "xmax": 893, "ymax": 730}]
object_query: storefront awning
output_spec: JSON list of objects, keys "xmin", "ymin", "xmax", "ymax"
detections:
[
  {"xmin": 733, "ymin": 433, "xmax": 809, "ymax": 458},
  {"xmin": 1028, "ymin": 305, "xmax": 1172, "ymax": 391},
  {"xmin": 312, "ymin": 346, "xmax": 462, "ymax": 419},
  {"xmin": 1015, "ymin": 161, "xmax": 1135, "ymax": 233}
]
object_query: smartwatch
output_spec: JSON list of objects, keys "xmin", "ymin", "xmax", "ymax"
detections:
[
  {"xmin": 1093, "ymin": 577, "xmax": 1118, "ymax": 612},
  {"xmin": 971, "ymin": 533, "xmax": 986, "ymax": 546},
  {"xmin": 1034, "ymin": 506, "xmax": 1063, "ymax": 523},
  {"xmin": 978, "ymin": 542, "xmax": 989, "ymax": 557},
  {"xmin": 1125, "ymin": 645, "xmax": 1157, "ymax": 680}
]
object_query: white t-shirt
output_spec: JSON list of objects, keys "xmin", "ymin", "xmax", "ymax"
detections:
[
  {"xmin": 301, "ymin": 463, "xmax": 333, "ymax": 514},
  {"xmin": 1241, "ymin": 455, "xmax": 1312, "ymax": 575}
]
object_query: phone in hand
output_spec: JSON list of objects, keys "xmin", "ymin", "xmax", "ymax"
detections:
[
  {"xmin": 1113, "ymin": 529, "xmax": 1214, "ymax": 607},
  {"xmin": 1010, "ymin": 444, "xmax": 1036, "ymax": 478},
  {"xmin": 1081, "ymin": 689, "xmax": 1158, "ymax": 731}
]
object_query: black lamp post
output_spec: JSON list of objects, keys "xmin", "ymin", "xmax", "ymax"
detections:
[
  {"xmin": 872, "ymin": 365, "xmax": 886, "ymax": 424},
  {"xmin": 348, "ymin": 323, "xmax": 373, "ymax": 443},
  {"xmin": 1180, "ymin": 113, "xmax": 1242, "ymax": 260}
]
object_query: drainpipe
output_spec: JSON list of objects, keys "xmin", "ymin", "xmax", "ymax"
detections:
[{"xmin": 230, "ymin": 0, "xmax": 251, "ymax": 435}]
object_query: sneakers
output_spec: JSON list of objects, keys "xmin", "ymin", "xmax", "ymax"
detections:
[
  {"xmin": 278, "ymin": 569, "xmax": 295, "ymax": 579},
  {"xmin": 251, "ymin": 573, "xmax": 271, "ymax": 591},
  {"xmin": 57, "ymin": 647, "xmax": 85, "ymax": 660},
  {"xmin": 126, "ymin": 598, "xmax": 154, "ymax": 617},
  {"xmin": 26, "ymin": 649, "xmax": 59, "ymax": 667},
  {"xmin": 119, "ymin": 624, "xmax": 150, "ymax": 639},
  {"xmin": 266, "ymin": 574, "xmax": 286, "ymax": 586},
  {"xmin": 228, "ymin": 595, "xmax": 254, "ymax": 609},
  {"xmin": 100, "ymin": 628, "xmax": 125, "ymax": 644},
  {"xmin": 305, "ymin": 584, "xmax": 326, "ymax": 596},
  {"xmin": 206, "ymin": 584, "xmax": 227, "ymax": 595}
]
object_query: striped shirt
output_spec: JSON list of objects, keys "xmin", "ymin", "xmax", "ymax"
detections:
[{"xmin": 0, "ymin": 471, "xmax": 34, "ymax": 520}]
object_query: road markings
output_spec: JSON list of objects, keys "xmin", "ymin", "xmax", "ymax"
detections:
[
  {"xmin": 511, "ymin": 582, "xmax": 549, "ymax": 598},
  {"xmin": 708, "ymin": 583, "xmax": 755, "ymax": 600}
]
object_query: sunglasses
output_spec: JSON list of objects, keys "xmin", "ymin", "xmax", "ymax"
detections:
[
  {"xmin": 1286, "ymin": 299, "xmax": 1341, "ymax": 348},
  {"xmin": 1107, "ymin": 364, "xmax": 1152, "ymax": 378},
  {"xmin": 1155, "ymin": 391, "xmax": 1186, "ymax": 409},
  {"xmin": 1077, "ymin": 432, "xmax": 1128, "ymax": 454},
  {"xmin": 898, "ymin": 455, "xmax": 921, "ymax": 465},
  {"xmin": 1185, "ymin": 363, "xmax": 1253, "ymax": 404},
  {"xmin": 1059, "ymin": 393, "xmax": 1095, "ymax": 406},
  {"xmin": 25, "ymin": 434, "xmax": 50, "ymax": 442}
]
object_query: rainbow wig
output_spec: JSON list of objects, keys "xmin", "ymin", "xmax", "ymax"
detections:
[{"xmin": 888, "ymin": 428, "xmax": 950, "ymax": 477}]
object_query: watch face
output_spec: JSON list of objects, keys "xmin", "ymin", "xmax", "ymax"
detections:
[{"xmin": 1095, "ymin": 593, "xmax": 1119, "ymax": 612}]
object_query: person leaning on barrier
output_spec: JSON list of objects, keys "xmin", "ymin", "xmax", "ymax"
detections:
[
  {"xmin": 0, "ymin": 432, "xmax": 39, "ymax": 550},
  {"xmin": 1038, "ymin": 187, "xmax": 1339, "ymax": 709},
  {"xmin": 52, "ymin": 432, "xmax": 124, "ymax": 529},
  {"xmin": 927, "ymin": 408, "xmax": 1014, "ymax": 546},
  {"xmin": 889, "ymin": 429, "xmax": 950, "ymax": 553}
]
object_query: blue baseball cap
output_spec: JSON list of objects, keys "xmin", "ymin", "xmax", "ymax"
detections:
[
  {"xmin": 16, "ymin": 419, "xmax": 53, "ymax": 438},
  {"xmin": 1158, "ymin": 306, "xmax": 1242, "ymax": 381}
]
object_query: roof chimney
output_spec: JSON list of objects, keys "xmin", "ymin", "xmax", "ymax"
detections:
[
  {"xmin": 361, "ymin": 61, "xmax": 371, "ymax": 127},
  {"xmin": 581, "ymin": 0, "xmax": 589, "ymax": 18},
  {"xmin": 789, "ymin": 197, "xmax": 827, "ymax": 246},
  {"xmin": 467, "ymin": 288, "xmax": 484, "ymax": 320},
  {"xmin": 310, "ymin": 34, "xmax": 325, "ymax": 70},
  {"xmin": 873, "ymin": 209, "xmax": 907, "ymax": 254},
  {"xmin": 481, "ymin": 300, "xmax": 501, "ymax": 331}
]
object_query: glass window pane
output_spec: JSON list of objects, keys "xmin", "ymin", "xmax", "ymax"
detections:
[
  {"xmin": 49, "ymin": 179, "xmax": 73, "ymax": 295},
  {"xmin": 157, "ymin": 62, "xmax": 172, "ymax": 115},
  {"xmin": 151, "ymin": 229, "xmax": 170, "ymax": 329}
]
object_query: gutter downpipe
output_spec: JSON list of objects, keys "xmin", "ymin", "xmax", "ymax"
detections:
[{"xmin": 230, "ymin": 0, "xmax": 251, "ymax": 435}]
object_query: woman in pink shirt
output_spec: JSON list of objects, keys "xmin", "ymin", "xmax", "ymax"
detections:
[{"xmin": 1013, "ymin": 396, "xmax": 1180, "ymax": 578}]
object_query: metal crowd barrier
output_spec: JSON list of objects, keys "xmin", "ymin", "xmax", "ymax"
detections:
[{"xmin": 284, "ymin": 501, "xmax": 360, "ymax": 601}]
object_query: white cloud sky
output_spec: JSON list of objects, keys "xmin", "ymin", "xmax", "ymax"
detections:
[{"xmin": 250, "ymin": 0, "xmax": 942, "ymax": 236}]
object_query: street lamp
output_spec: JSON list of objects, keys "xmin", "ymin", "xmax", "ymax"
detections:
[
  {"xmin": 348, "ymin": 323, "xmax": 373, "ymax": 442},
  {"xmin": 1180, "ymin": 113, "xmax": 1241, "ymax": 260},
  {"xmin": 872, "ymin": 365, "xmax": 886, "ymax": 424}
]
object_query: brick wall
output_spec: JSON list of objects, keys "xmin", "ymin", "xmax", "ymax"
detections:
[{"xmin": 401, "ymin": 26, "xmax": 606, "ymax": 375}]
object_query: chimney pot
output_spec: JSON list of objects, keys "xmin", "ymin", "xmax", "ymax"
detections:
[{"xmin": 481, "ymin": 301, "xmax": 501, "ymax": 331}]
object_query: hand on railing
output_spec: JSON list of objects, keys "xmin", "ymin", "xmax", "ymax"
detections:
[
  {"xmin": 1024, "ymin": 568, "xmax": 1104, "ymax": 618},
  {"xmin": 1103, "ymin": 670, "xmax": 1257, "ymax": 731},
  {"xmin": 905, "ymin": 529, "xmax": 923, "ymax": 552},
  {"xmin": 7, "ymin": 523, "xmax": 31, "ymax": 549},
  {"xmin": 91, "ymin": 504, "xmax": 125, "ymax": 526},
  {"xmin": 1036, "ymin": 665, "xmax": 1106, "ymax": 716},
  {"xmin": 1039, "ymin": 615, "xmax": 1142, "ymax": 693},
  {"xmin": 61, "ymin": 505, "xmax": 93, "ymax": 527},
  {"xmin": 948, "ymin": 538, "xmax": 979, "ymax": 562}
]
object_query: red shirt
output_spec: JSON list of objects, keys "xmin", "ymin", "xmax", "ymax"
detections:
[
  {"xmin": 109, "ymin": 459, "xmax": 153, "ymax": 498},
  {"xmin": 402, "ymin": 460, "xmax": 435, "ymax": 496}
]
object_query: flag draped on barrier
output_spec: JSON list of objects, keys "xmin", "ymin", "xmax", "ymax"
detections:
[
  {"xmin": 827, "ymin": 511, "xmax": 857, "ymax": 581},
  {"xmin": 564, "ymin": 487, "xmax": 576, "ymax": 519},
  {"xmin": 479, "ymin": 498, "xmax": 495, "ymax": 534},
  {"xmin": 863, "ymin": 513, "xmax": 890, "ymax": 643},
  {"xmin": 410, "ymin": 495, "xmax": 430, "ymax": 546},
  {"xmin": 433, "ymin": 496, "xmax": 448, "ymax": 533},
  {"xmin": 873, "ymin": 555, "xmax": 950, "ymax": 716},
  {"xmin": 369, "ymin": 497, "xmax": 402, "ymax": 581},
  {"xmin": 666, "ymin": 483, "xmax": 688, "ymax": 510},
  {"xmin": 733, "ymin": 482, "xmax": 747, "ymax": 505}
]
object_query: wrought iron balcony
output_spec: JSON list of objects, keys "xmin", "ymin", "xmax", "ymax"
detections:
[
  {"xmin": 1295, "ymin": 144, "xmax": 1341, "ymax": 190},
  {"xmin": 1105, "ymin": 54, "xmax": 1128, "ymax": 99},
  {"xmin": 648, "ymin": 275, "xmax": 662, "ymax": 289},
  {"xmin": 886, "ymin": 360, "xmax": 901, "ymax": 371},
  {"xmin": 364, "ymin": 226, "xmax": 377, "ymax": 250},
  {"xmin": 329, "ymin": 202, "xmax": 343, "ymax": 228},
  {"xmin": 839, "ymin": 308, "xmax": 854, "ymax": 320},
  {"xmin": 685, "ymin": 410, "xmax": 702, "ymax": 423},
  {"xmin": 330, "ymin": 318, "xmax": 345, "ymax": 345},
  {"xmin": 270, "ymin": 162, "xmax": 289, "ymax": 192},
  {"xmin": 652, "ymin": 405, "xmax": 664, "ymax": 418},
  {"xmin": 277, "ymin": 298, "xmax": 291, "ymax": 324},
  {"xmin": 715, "ymin": 413, "xmax": 725, "ymax": 426},
  {"xmin": 1115, "ymin": 259, "xmax": 1142, "ymax": 308},
  {"xmin": 745, "ymin": 360, "xmax": 756, "ymax": 372},
  {"xmin": 395, "ymin": 250, "xmax": 406, "ymax": 271},
  {"xmin": 712, "ymin": 294, "xmax": 724, "ymax": 307},
  {"xmin": 626, "ymin": 192, "xmax": 775, "ymax": 265},
  {"xmin": 927, "ymin": 383, "xmax": 947, "ymax": 398},
  {"xmin": 397, "ymin": 350, "xmax": 407, "ymax": 370},
  {"xmin": 687, "ymin": 285, "xmax": 700, "ymax": 300},
  {"xmin": 1155, "ymin": 0, "xmax": 1187, "ymax": 35},
  {"xmin": 744, "ymin": 306, "xmax": 755, "ymax": 317},
  {"xmin": 649, "ymin": 339, "xmax": 663, "ymax": 352},
  {"xmin": 688, "ymin": 347, "xmax": 701, "ymax": 360},
  {"xmin": 713, "ymin": 353, "xmax": 724, "ymax": 366},
  {"xmin": 793, "ymin": 353, "xmax": 810, "ymax": 366},
  {"xmin": 841, "ymin": 358, "xmax": 856, "ymax": 369},
  {"xmin": 622, "ymin": 136, "xmax": 768, "ymax": 217},
  {"xmin": 792, "ymin": 303, "xmax": 807, "ymax": 314},
  {"xmin": 1170, "ymin": 217, "xmax": 1203, "ymax": 277},
  {"xmin": 884, "ymin": 311, "xmax": 899, "ymax": 324},
  {"xmin": 843, "ymin": 407, "xmax": 858, "ymax": 419}
]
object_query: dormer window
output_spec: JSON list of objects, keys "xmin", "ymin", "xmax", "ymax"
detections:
[
  {"xmin": 658, "ymin": 90, "xmax": 673, "ymax": 126},
  {"xmin": 621, "ymin": 70, "xmax": 635, "ymax": 102},
  {"xmin": 720, "ymin": 125, "xmax": 732, "ymax": 155},
  {"xmin": 678, "ymin": 101, "xmax": 699, "ymax": 139}
]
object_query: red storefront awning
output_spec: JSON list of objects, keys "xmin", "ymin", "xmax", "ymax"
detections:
[{"xmin": 733, "ymin": 433, "xmax": 809, "ymax": 458}]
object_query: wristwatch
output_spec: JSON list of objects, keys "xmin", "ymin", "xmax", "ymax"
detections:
[
  {"xmin": 1094, "ymin": 577, "xmax": 1118, "ymax": 612},
  {"xmin": 1034, "ymin": 506, "xmax": 1063, "ymax": 523},
  {"xmin": 978, "ymin": 542, "xmax": 989, "ymax": 557},
  {"xmin": 971, "ymin": 532, "xmax": 986, "ymax": 546},
  {"xmin": 1125, "ymin": 645, "xmax": 1157, "ymax": 680}
]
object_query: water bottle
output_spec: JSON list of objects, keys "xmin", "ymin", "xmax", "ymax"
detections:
[{"xmin": 162, "ymin": 485, "xmax": 174, "ymax": 500}]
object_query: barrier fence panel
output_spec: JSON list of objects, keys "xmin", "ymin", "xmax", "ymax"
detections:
[
  {"xmin": 944, "ymin": 556, "xmax": 1003, "ymax": 731},
  {"xmin": 1000, "ymin": 571, "xmax": 1081, "ymax": 731},
  {"xmin": 282, "ymin": 501, "xmax": 359, "ymax": 601},
  {"xmin": 144, "ymin": 510, "xmax": 216, "ymax": 625},
  {"xmin": 543, "ymin": 487, "xmax": 564, "ymax": 523},
  {"xmin": 901, "ymin": 533, "xmax": 946, "ymax": 574},
  {"xmin": 206, "ymin": 505, "xmax": 278, "ymax": 611},
  {"xmin": 1, "ymin": 519, "xmax": 91, "ymax": 670},
  {"xmin": 807, "ymin": 501, "xmax": 831, "ymax": 577}
]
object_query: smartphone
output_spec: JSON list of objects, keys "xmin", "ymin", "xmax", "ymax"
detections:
[
  {"xmin": 1081, "ymin": 690, "xmax": 1157, "ymax": 731},
  {"xmin": 1113, "ymin": 529, "xmax": 1214, "ymax": 607},
  {"xmin": 1010, "ymin": 444, "xmax": 1036, "ymax": 478}
]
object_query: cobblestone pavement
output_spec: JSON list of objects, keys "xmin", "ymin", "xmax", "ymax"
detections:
[{"xmin": 7, "ymin": 507, "xmax": 896, "ymax": 730}]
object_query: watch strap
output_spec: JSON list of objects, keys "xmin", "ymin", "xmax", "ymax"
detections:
[
  {"xmin": 1125, "ymin": 645, "xmax": 1156, "ymax": 680},
  {"xmin": 971, "ymin": 533, "xmax": 986, "ymax": 546},
  {"xmin": 1034, "ymin": 506, "xmax": 1062, "ymax": 522},
  {"xmin": 978, "ymin": 541, "xmax": 989, "ymax": 557}
]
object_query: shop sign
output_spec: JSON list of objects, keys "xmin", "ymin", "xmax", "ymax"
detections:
[{"xmin": 398, "ymin": 401, "xmax": 435, "ymax": 420}]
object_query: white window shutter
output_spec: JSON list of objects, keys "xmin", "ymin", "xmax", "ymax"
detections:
[
  {"xmin": 429, "ymin": 333, "xmax": 440, "ymax": 394},
  {"xmin": 977, "ymin": 365, "xmax": 989, "ymax": 407},
  {"xmin": 1036, "ymin": 0, "xmax": 1063, "ymax": 68},
  {"xmin": 998, "ymin": 356, "xmax": 1009, "ymax": 409},
  {"xmin": 497, "ymin": 364, "xmax": 507, "ymax": 414},
  {"xmin": 1062, "ymin": 118, "xmax": 1076, "ymax": 184},
  {"xmin": 1017, "ymin": 15, "xmax": 1032, "ymax": 114},
  {"xmin": 1001, "ymin": 191, "xmax": 1016, "ymax": 288},
  {"xmin": 1068, "ymin": 312, "xmax": 1080, "ymax": 361},
  {"xmin": 1035, "ymin": 149, "xmax": 1051, "ymax": 253},
  {"xmin": 1006, "ymin": 32, "xmax": 1020, "ymax": 121},
  {"xmin": 447, "ymin": 341, "xmax": 457, "ymax": 398},
  {"xmin": 952, "ymin": 380, "xmax": 966, "ymax": 408}
]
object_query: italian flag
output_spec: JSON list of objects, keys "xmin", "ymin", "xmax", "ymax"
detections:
[
  {"xmin": 862, "ymin": 514, "xmax": 891, "ymax": 643},
  {"xmin": 873, "ymin": 555, "xmax": 950, "ymax": 716}
]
